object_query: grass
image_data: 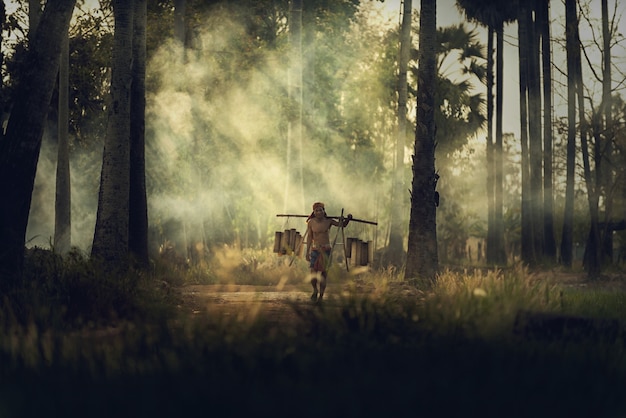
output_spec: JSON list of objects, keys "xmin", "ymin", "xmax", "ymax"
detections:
[{"xmin": 1, "ymin": 249, "xmax": 626, "ymax": 417}]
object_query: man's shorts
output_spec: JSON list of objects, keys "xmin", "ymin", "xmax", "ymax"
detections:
[{"xmin": 310, "ymin": 247, "xmax": 331, "ymax": 272}]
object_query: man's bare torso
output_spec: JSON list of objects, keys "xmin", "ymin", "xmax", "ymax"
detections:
[{"xmin": 308, "ymin": 217, "xmax": 337, "ymax": 247}]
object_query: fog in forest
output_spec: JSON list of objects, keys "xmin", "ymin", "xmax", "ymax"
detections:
[
  {"xmin": 26, "ymin": 3, "xmax": 394, "ymax": 260},
  {"xmin": 27, "ymin": 0, "xmax": 622, "ymax": 265}
]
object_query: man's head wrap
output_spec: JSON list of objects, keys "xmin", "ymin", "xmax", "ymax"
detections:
[{"xmin": 312, "ymin": 202, "xmax": 325, "ymax": 211}]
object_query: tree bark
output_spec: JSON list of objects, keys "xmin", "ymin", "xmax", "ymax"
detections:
[
  {"xmin": 560, "ymin": 0, "xmax": 577, "ymax": 268},
  {"xmin": 387, "ymin": 0, "xmax": 412, "ymax": 268},
  {"xmin": 486, "ymin": 26, "xmax": 495, "ymax": 264},
  {"xmin": 284, "ymin": 0, "xmax": 304, "ymax": 214},
  {"xmin": 518, "ymin": 1, "xmax": 534, "ymax": 264},
  {"xmin": 527, "ymin": 2, "xmax": 544, "ymax": 262},
  {"xmin": 91, "ymin": 0, "xmax": 134, "ymax": 272},
  {"xmin": 174, "ymin": 0, "xmax": 186, "ymax": 47},
  {"xmin": 28, "ymin": 0, "xmax": 42, "ymax": 43},
  {"xmin": 494, "ymin": 22, "xmax": 507, "ymax": 265},
  {"xmin": 405, "ymin": 0, "xmax": 438, "ymax": 283},
  {"xmin": 55, "ymin": 25, "xmax": 71, "ymax": 254},
  {"xmin": 129, "ymin": 0, "xmax": 149, "ymax": 268},
  {"xmin": 574, "ymin": 12, "xmax": 601, "ymax": 277},
  {"xmin": 0, "ymin": 0, "xmax": 77, "ymax": 282},
  {"xmin": 539, "ymin": 0, "xmax": 556, "ymax": 262},
  {"xmin": 600, "ymin": 0, "xmax": 614, "ymax": 262}
]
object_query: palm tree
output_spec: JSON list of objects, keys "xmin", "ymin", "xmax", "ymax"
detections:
[
  {"xmin": 91, "ymin": 0, "xmax": 134, "ymax": 272},
  {"xmin": 455, "ymin": 0, "xmax": 516, "ymax": 266},
  {"xmin": 405, "ymin": 0, "xmax": 438, "ymax": 283}
]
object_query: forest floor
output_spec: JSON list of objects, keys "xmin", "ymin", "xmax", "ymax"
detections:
[{"xmin": 178, "ymin": 270, "xmax": 626, "ymax": 325}]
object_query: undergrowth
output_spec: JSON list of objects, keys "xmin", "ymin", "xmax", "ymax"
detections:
[{"xmin": 1, "ymin": 249, "xmax": 626, "ymax": 417}]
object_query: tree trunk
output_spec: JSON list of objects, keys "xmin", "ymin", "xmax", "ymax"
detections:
[
  {"xmin": 405, "ymin": 0, "xmax": 438, "ymax": 284},
  {"xmin": 485, "ymin": 26, "xmax": 495, "ymax": 264},
  {"xmin": 54, "ymin": 24, "xmax": 71, "ymax": 254},
  {"xmin": 600, "ymin": 0, "xmax": 614, "ymax": 263},
  {"xmin": 527, "ymin": 2, "xmax": 544, "ymax": 262},
  {"xmin": 539, "ymin": 0, "xmax": 556, "ymax": 262},
  {"xmin": 387, "ymin": 0, "xmax": 412, "ymax": 268},
  {"xmin": 129, "ymin": 0, "xmax": 149, "ymax": 268},
  {"xmin": 28, "ymin": 0, "xmax": 42, "ymax": 43},
  {"xmin": 574, "ymin": 13, "xmax": 601, "ymax": 277},
  {"xmin": 91, "ymin": 0, "xmax": 134, "ymax": 272},
  {"xmin": 174, "ymin": 0, "xmax": 186, "ymax": 47},
  {"xmin": 494, "ymin": 22, "xmax": 507, "ymax": 265},
  {"xmin": 560, "ymin": 0, "xmax": 577, "ymax": 268},
  {"xmin": 0, "ymin": 0, "xmax": 77, "ymax": 282},
  {"xmin": 518, "ymin": 2, "xmax": 534, "ymax": 265},
  {"xmin": 284, "ymin": 0, "xmax": 304, "ymax": 214},
  {"xmin": 0, "ymin": 2, "xmax": 5, "ymax": 124}
]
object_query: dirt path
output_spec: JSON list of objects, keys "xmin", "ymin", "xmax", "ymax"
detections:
[
  {"xmin": 178, "ymin": 280, "xmax": 425, "ymax": 325},
  {"xmin": 180, "ymin": 284, "xmax": 323, "ymax": 324},
  {"xmin": 177, "ymin": 272, "xmax": 626, "ymax": 326}
]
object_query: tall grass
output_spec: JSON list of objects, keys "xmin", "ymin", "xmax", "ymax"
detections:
[{"xmin": 2, "ymin": 253, "xmax": 626, "ymax": 417}]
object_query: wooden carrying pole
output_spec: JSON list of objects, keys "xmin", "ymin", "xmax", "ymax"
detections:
[
  {"xmin": 276, "ymin": 214, "xmax": 378, "ymax": 226},
  {"xmin": 276, "ymin": 211, "xmax": 377, "ymax": 271}
]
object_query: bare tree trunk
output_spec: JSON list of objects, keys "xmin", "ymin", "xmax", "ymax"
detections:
[
  {"xmin": 0, "ymin": 0, "xmax": 77, "ymax": 282},
  {"xmin": 539, "ymin": 0, "xmax": 556, "ymax": 262},
  {"xmin": 28, "ymin": 0, "xmax": 41, "ymax": 42},
  {"xmin": 129, "ymin": 0, "xmax": 149, "ymax": 268},
  {"xmin": 284, "ymin": 0, "xmax": 304, "ymax": 214},
  {"xmin": 174, "ymin": 0, "xmax": 186, "ymax": 47},
  {"xmin": 486, "ymin": 26, "xmax": 495, "ymax": 264},
  {"xmin": 54, "ymin": 25, "xmax": 71, "ymax": 254},
  {"xmin": 92, "ymin": 0, "xmax": 134, "ymax": 272},
  {"xmin": 0, "ymin": 2, "xmax": 5, "ymax": 125},
  {"xmin": 387, "ymin": 0, "xmax": 412, "ymax": 268},
  {"xmin": 573, "ymin": 6, "xmax": 601, "ymax": 276},
  {"xmin": 527, "ymin": 2, "xmax": 544, "ymax": 262},
  {"xmin": 405, "ymin": 0, "xmax": 438, "ymax": 284},
  {"xmin": 600, "ymin": 0, "xmax": 614, "ymax": 262},
  {"xmin": 518, "ymin": 2, "xmax": 534, "ymax": 265},
  {"xmin": 560, "ymin": 0, "xmax": 577, "ymax": 268},
  {"xmin": 494, "ymin": 22, "xmax": 507, "ymax": 265}
]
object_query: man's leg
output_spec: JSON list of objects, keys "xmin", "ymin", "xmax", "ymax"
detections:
[
  {"xmin": 318, "ymin": 250, "xmax": 330, "ymax": 301},
  {"xmin": 310, "ymin": 250, "xmax": 319, "ymax": 301},
  {"xmin": 310, "ymin": 273, "xmax": 318, "ymax": 300},
  {"xmin": 318, "ymin": 272, "xmax": 326, "ymax": 301}
]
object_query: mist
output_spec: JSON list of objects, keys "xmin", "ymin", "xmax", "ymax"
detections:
[{"xmin": 27, "ymin": 3, "xmax": 391, "ymax": 260}]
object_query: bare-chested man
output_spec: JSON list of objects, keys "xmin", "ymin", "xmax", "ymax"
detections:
[{"xmin": 305, "ymin": 202, "xmax": 351, "ymax": 302}]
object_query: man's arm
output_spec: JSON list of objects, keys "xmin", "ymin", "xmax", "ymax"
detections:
[
  {"xmin": 306, "ymin": 222, "xmax": 313, "ymax": 259},
  {"xmin": 332, "ymin": 214, "xmax": 352, "ymax": 227}
]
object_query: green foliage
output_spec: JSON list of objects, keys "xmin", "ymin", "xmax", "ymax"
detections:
[
  {"xmin": 560, "ymin": 288, "xmax": 626, "ymax": 319},
  {"xmin": 425, "ymin": 266, "xmax": 563, "ymax": 338},
  {"xmin": 1, "ymin": 248, "xmax": 176, "ymax": 331}
]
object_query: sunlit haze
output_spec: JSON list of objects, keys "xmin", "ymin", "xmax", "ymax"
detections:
[{"xmin": 19, "ymin": 0, "xmax": 626, "ymax": 258}]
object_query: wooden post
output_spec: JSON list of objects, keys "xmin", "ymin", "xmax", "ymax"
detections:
[
  {"xmin": 346, "ymin": 237, "xmax": 356, "ymax": 258},
  {"xmin": 273, "ymin": 231, "xmax": 283, "ymax": 253},
  {"xmin": 360, "ymin": 241, "xmax": 368, "ymax": 265}
]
